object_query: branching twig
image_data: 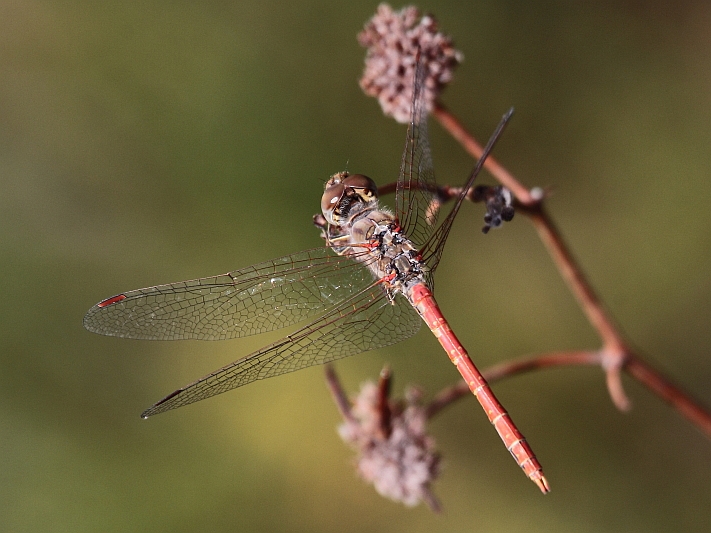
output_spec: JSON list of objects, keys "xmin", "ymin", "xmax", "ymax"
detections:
[
  {"xmin": 383, "ymin": 100, "xmax": 711, "ymax": 438},
  {"xmin": 355, "ymin": 2, "xmax": 711, "ymax": 433}
]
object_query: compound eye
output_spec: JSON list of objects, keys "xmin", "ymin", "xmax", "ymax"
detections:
[
  {"xmin": 342, "ymin": 174, "xmax": 378, "ymax": 202},
  {"xmin": 321, "ymin": 182, "xmax": 346, "ymax": 223}
]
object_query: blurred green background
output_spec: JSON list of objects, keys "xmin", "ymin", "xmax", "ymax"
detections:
[{"xmin": 2, "ymin": 1, "xmax": 710, "ymax": 531}]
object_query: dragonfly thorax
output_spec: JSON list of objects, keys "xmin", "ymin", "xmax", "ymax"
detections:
[
  {"xmin": 327, "ymin": 220, "xmax": 426, "ymax": 300},
  {"xmin": 368, "ymin": 222, "xmax": 426, "ymax": 289},
  {"xmin": 321, "ymin": 171, "xmax": 426, "ymax": 294}
]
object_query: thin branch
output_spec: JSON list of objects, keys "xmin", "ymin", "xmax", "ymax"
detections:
[
  {"xmin": 325, "ymin": 364, "xmax": 356, "ymax": 424},
  {"xmin": 376, "ymin": 365, "xmax": 393, "ymax": 439},
  {"xmin": 426, "ymin": 351, "xmax": 601, "ymax": 419},
  {"xmin": 432, "ymin": 102, "xmax": 625, "ymax": 352},
  {"xmin": 424, "ymin": 349, "xmax": 711, "ymax": 440},
  {"xmin": 434, "ymin": 100, "xmax": 711, "ymax": 436},
  {"xmin": 374, "ymin": 101, "xmax": 711, "ymax": 439},
  {"xmin": 431, "ymin": 102, "xmax": 534, "ymax": 205},
  {"xmin": 527, "ymin": 209, "xmax": 627, "ymax": 354},
  {"xmin": 625, "ymin": 355, "xmax": 711, "ymax": 437}
]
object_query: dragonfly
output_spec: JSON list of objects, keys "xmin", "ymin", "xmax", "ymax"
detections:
[{"xmin": 84, "ymin": 58, "xmax": 549, "ymax": 494}]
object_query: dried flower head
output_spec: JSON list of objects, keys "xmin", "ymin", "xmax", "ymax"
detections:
[
  {"xmin": 337, "ymin": 379, "xmax": 441, "ymax": 511},
  {"xmin": 472, "ymin": 185, "xmax": 515, "ymax": 234},
  {"xmin": 358, "ymin": 3, "xmax": 462, "ymax": 123}
]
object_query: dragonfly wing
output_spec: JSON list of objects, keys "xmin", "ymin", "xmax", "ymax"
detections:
[
  {"xmin": 420, "ymin": 108, "xmax": 515, "ymax": 276},
  {"xmin": 141, "ymin": 286, "xmax": 422, "ymax": 417},
  {"xmin": 84, "ymin": 248, "xmax": 375, "ymax": 340},
  {"xmin": 396, "ymin": 55, "xmax": 437, "ymax": 249}
]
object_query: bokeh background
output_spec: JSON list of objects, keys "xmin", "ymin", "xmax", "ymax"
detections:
[{"xmin": 2, "ymin": 1, "xmax": 711, "ymax": 531}]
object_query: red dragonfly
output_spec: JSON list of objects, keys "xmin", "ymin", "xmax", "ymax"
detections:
[{"xmin": 84, "ymin": 60, "xmax": 549, "ymax": 493}]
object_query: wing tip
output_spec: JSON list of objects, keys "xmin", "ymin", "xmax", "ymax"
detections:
[{"xmin": 141, "ymin": 388, "xmax": 185, "ymax": 419}]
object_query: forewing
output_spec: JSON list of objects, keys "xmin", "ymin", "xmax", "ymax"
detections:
[
  {"xmin": 141, "ymin": 287, "xmax": 422, "ymax": 417},
  {"xmin": 395, "ymin": 56, "xmax": 437, "ymax": 248},
  {"xmin": 84, "ymin": 248, "xmax": 375, "ymax": 340}
]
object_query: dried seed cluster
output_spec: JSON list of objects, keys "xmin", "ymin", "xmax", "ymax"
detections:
[
  {"xmin": 358, "ymin": 3, "xmax": 462, "ymax": 123},
  {"xmin": 338, "ymin": 381, "xmax": 441, "ymax": 509}
]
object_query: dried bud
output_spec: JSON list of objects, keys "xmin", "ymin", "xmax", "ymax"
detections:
[
  {"xmin": 473, "ymin": 185, "xmax": 515, "ymax": 234},
  {"xmin": 337, "ymin": 380, "xmax": 441, "ymax": 511},
  {"xmin": 358, "ymin": 4, "xmax": 462, "ymax": 123}
]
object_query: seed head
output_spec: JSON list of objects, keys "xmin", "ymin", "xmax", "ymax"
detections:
[
  {"xmin": 358, "ymin": 4, "xmax": 462, "ymax": 123},
  {"xmin": 338, "ymin": 380, "xmax": 441, "ymax": 510}
]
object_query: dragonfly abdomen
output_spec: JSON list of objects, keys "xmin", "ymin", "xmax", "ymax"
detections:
[{"xmin": 406, "ymin": 282, "xmax": 550, "ymax": 494}]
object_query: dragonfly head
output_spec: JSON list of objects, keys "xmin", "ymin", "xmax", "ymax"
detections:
[{"xmin": 321, "ymin": 171, "xmax": 379, "ymax": 225}]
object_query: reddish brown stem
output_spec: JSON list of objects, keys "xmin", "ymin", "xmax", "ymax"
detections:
[
  {"xmin": 426, "ymin": 350, "xmax": 711, "ymax": 440},
  {"xmin": 625, "ymin": 355, "xmax": 711, "ymax": 437},
  {"xmin": 376, "ymin": 366, "xmax": 393, "ymax": 439},
  {"xmin": 527, "ymin": 210, "xmax": 627, "ymax": 353},
  {"xmin": 426, "ymin": 351, "xmax": 601, "ymax": 419},
  {"xmin": 324, "ymin": 364, "xmax": 356, "ymax": 424},
  {"xmin": 432, "ymin": 102, "xmax": 624, "ymax": 351},
  {"xmin": 378, "ymin": 100, "xmax": 711, "ymax": 439},
  {"xmin": 431, "ymin": 102, "xmax": 535, "ymax": 205}
]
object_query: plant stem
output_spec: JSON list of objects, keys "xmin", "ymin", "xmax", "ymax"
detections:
[{"xmin": 422, "ymin": 100, "xmax": 711, "ymax": 438}]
